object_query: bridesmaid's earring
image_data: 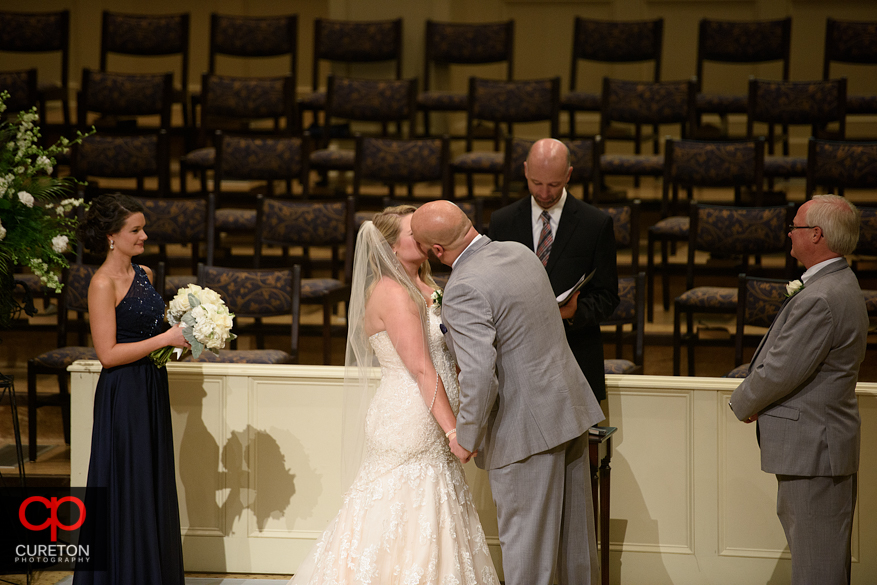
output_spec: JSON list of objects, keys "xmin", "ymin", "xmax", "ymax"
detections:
[{"xmin": 109, "ymin": 240, "xmax": 114, "ymax": 250}]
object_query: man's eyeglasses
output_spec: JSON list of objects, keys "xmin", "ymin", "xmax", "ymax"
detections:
[{"xmin": 788, "ymin": 224, "xmax": 818, "ymax": 232}]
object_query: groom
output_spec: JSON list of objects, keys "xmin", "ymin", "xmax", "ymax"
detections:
[{"xmin": 411, "ymin": 201, "xmax": 605, "ymax": 585}]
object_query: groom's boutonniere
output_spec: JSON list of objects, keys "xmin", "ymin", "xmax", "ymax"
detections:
[
  {"xmin": 431, "ymin": 288, "xmax": 443, "ymax": 310},
  {"xmin": 785, "ymin": 279, "xmax": 804, "ymax": 298}
]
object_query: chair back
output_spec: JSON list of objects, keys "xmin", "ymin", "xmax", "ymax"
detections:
[
  {"xmin": 687, "ymin": 202, "xmax": 795, "ymax": 289},
  {"xmin": 325, "ymin": 75, "xmax": 417, "ymax": 138},
  {"xmin": 354, "ymin": 135, "xmax": 450, "ymax": 199},
  {"xmin": 600, "ymin": 272, "xmax": 645, "ymax": 373},
  {"xmin": 599, "ymin": 200, "xmax": 641, "ymax": 275},
  {"xmin": 312, "ymin": 18, "xmax": 403, "ymax": 91},
  {"xmin": 501, "ymin": 136, "xmax": 595, "ymax": 203},
  {"xmin": 662, "ymin": 138, "xmax": 765, "ymax": 214},
  {"xmin": 215, "ymin": 132, "xmax": 308, "ymax": 191},
  {"xmin": 806, "ymin": 138, "xmax": 877, "ymax": 197},
  {"xmin": 255, "ymin": 197, "xmax": 355, "ymax": 280},
  {"xmin": 734, "ymin": 274, "xmax": 788, "ymax": 368},
  {"xmin": 0, "ymin": 10, "xmax": 70, "ymax": 122},
  {"xmin": 823, "ymin": 18, "xmax": 877, "ymax": 78},
  {"xmin": 696, "ymin": 17, "xmax": 791, "ymax": 92},
  {"xmin": 746, "ymin": 78, "xmax": 847, "ymax": 148},
  {"xmin": 424, "ymin": 20, "xmax": 514, "ymax": 90},
  {"xmin": 466, "ymin": 77, "xmax": 561, "ymax": 150},
  {"xmin": 855, "ymin": 206, "xmax": 877, "ymax": 258},
  {"xmin": 196, "ymin": 263, "xmax": 301, "ymax": 362},
  {"xmin": 0, "ymin": 68, "xmax": 38, "ymax": 114},
  {"xmin": 100, "ymin": 11, "xmax": 189, "ymax": 85},
  {"xmin": 58, "ymin": 263, "xmax": 99, "ymax": 347},
  {"xmin": 198, "ymin": 73, "xmax": 297, "ymax": 136},
  {"xmin": 73, "ymin": 132, "xmax": 169, "ymax": 197},
  {"xmin": 209, "ymin": 13, "xmax": 298, "ymax": 80},
  {"xmin": 570, "ymin": 18, "xmax": 663, "ymax": 91},
  {"xmin": 136, "ymin": 195, "xmax": 213, "ymax": 273},
  {"xmin": 601, "ymin": 78, "xmax": 696, "ymax": 135},
  {"xmin": 78, "ymin": 68, "xmax": 173, "ymax": 129}
]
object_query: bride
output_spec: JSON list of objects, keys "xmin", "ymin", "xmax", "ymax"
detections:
[{"xmin": 288, "ymin": 205, "xmax": 499, "ymax": 585}]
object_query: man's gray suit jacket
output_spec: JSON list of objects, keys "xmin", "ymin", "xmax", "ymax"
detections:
[
  {"xmin": 730, "ymin": 261, "xmax": 868, "ymax": 477},
  {"xmin": 442, "ymin": 236, "xmax": 605, "ymax": 470}
]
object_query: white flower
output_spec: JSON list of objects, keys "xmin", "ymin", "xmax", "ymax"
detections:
[
  {"xmin": 0, "ymin": 219, "xmax": 5, "ymax": 241},
  {"xmin": 785, "ymin": 280, "xmax": 804, "ymax": 298},
  {"xmin": 168, "ymin": 284, "xmax": 204, "ymax": 322},
  {"xmin": 51, "ymin": 235, "xmax": 69, "ymax": 253},
  {"xmin": 17, "ymin": 191, "xmax": 34, "ymax": 207},
  {"xmin": 36, "ymin": 155, "xmax": 53, "ymax": 175}
]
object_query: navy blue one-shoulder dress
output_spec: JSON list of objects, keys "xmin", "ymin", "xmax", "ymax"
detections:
[{"xmin": 74, "ymin": 264, "xmax": 184, "ymax": 585}]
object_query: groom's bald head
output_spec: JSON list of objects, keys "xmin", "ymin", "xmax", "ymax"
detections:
[{"xmin": 411, "ymin": 201, "xmax": 477, "ymax": 267}]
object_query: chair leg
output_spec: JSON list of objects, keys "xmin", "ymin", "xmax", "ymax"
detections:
[
  {"xmin": 27, "ymin": 360, "xmax": 38, "ymax": 462},
  {"xmin": 661, "ymin": 241, "xmax": 671, "ymax": 312},
  {"xmin": 647, "ymin": 233, "xmax": 656, "ymax": 323},
  {"xmin": 323, "ymin": 298, "xmax": 332, "ymax": 366},
  {"xmin": 59, "ymin": 373, "xmax": 71, "ymax": 445},
  {"xmin": 466, "ymin": 174, "xmax": 474, "ymax": 199},
  {"xmin": 686, "ymin": 311, "xmax": 696, "ymax": 377},
  {"xmin": 673, "ymin": 305, "xmax": 682, "ymax": 376}
]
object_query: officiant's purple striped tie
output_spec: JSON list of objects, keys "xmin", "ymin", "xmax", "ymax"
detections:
[{"xmin": 537, "ymin": 210, "xmax": 552, "ymax": 266}]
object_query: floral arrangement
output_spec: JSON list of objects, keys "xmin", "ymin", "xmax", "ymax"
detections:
[
  {"xmin": 431, "ymin": 288, "xmax": 443, "ymax": 310},
  {"xmin": 150, "ymin": 284, "xmax": 237, "ymax": 368},
  {"xmin": 0, "ymin": 90, "xmax": 90, "ymax": 326},
  {"xmin": 785, "ymin": 279, "xmax": 804, "ymax": 298}
]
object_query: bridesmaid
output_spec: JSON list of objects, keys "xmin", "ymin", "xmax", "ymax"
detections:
[{"xmin": 74, "ymin": 194, "xmax": 188, "ymax": 585}]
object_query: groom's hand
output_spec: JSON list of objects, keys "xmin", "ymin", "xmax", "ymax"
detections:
[{"xmin": 450, "ymin": 437, "xmax": 474, "ymax": 464}]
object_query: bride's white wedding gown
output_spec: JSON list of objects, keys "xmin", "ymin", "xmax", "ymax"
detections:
[{"xmin": 289, "ymin": 307, "xmax": 500, "ymax": 585}]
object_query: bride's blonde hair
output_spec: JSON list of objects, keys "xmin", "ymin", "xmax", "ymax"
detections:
[{"xmin": 372, "ymin": 205, "xmax": 438, "ymax": 289}]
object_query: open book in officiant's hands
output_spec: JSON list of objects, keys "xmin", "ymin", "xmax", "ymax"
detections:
[{"xmin": 557, "ymin": 268, "xmax": 597, "ymax": 306}]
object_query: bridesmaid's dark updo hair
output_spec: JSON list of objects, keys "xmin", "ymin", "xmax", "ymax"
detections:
[{"xmin": 78, "ymin": 193, "xmax": 145, "ymax": 256}]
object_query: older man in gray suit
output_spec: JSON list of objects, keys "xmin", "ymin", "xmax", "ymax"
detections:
[
  {"xmin": 730, "ymin": 195, "xmax": 868, "ymax": 585},
  {"xmin": 411, "ymin": 200, "xmax": 605, "ymax": 585}
]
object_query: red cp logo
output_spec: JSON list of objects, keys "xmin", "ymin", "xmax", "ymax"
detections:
[{"xmin": 19, "ymin": 496, "xmax": 86, "ymax": 542}]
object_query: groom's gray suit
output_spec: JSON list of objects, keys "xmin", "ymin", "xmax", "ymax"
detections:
[
  {"xmin": 730, "ymin": 260, "xmax": 868, "ymax": 585},
  {"xmin": 441, "ymin": 235, "xmax": 605, "ymax": 585}
]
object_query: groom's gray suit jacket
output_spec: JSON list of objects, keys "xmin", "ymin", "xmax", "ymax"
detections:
[
  {"xmin": 442, "ymin": 236, "xmax": 605, "ymax": 470},
  {"xmin": 730, "ymin": 260, "xmax": 868, "ymax": 477}
]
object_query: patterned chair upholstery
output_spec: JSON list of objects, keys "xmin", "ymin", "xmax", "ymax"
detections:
[
  {"xmin": 180, "ymin": 74, "xmax": 298, "ymax": 197},
  {"xmin": 74, "ymin": 69, "xmax": 173, "ymax": 196},
  {"xmin": 134, "ymin": 195, "xmax": 214, "ymax": 299},
  {"xmin": 747, "ymin": 78, "xmax": 846, "ymax": 178},
  {"xmin": 596, "ymin": 78, "xmax": 696, "ymax": 187},
  {"xmin": 419, "ymin": 20, "xmax": 515, "ymax": 137},
  {"xmin": 805, "ymin": 138, "xmax": 877, "ymax": 198},
  {"xmin": 647, "ymin": 138, "xmax": 766, "ymax": 321},
  {"xmin": 209, "ymin": 14, "xmax": 298, "ymax": 78},
  {"xmin": 724, "ymin": 274, "xmax": 788, "ymax": 379},
  {"xmin": 187, "ymin": 264, "xmax": 300, "ymax": 364},
  {"xmin": 695, "ymin": 18, "xmax": 791, "ymax": 138},
  {"xmin": 501, "ymin": 136, "xmax": 596, "ymax": 205},
  {"xmin": 451, "ymin": 77, "xmax": 560, "ymax": 199},
  {"xmin": 823, "ymin": 18, "xmax": 877, "ymax": 117},
  {"xmin": 561, "ymin": 18, "xmax": 664, "ymax": 141},
  {"xmin": 601, "ymin": 272, "xmax": 645, "ymax": 375},
  {"xmin": 599, "ymin": 199, "xmax": 641, "ymax": 276},
  {"xmin": 0, "ymin": 68, "xmax": 38, "ymax": 114},
  {"xmin": 673, "ymin": 203, "xmax": 795, "ymax": 376},
  {"xmin": 100, "ymin": 11, "xmax": 190, "ymax": 125},
  {"xmin": 26, "ymin": 264, "xmax": 101, "ymax": 461},
  {"xmin": 308, "ymin": 76, "xmax": 418, "ymax": 178},
  {"xmin": 254, "ymin": 197, "xmax": 355, "ymax": 365},
  {"xmin": 0, "ymin": 9, "xmax": 71, "ymax": 127},
  {"xmin": 354, "ymin": 135, "xmax": 451, "ymax": 202},
  {"xmin": 299, "ymin": 18, "xmax": 403, "ymax": 117}
]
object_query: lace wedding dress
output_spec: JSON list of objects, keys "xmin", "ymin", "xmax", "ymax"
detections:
[{"xmin": 289, "ymin": 307, "xmax": 499, "ymax": 585}]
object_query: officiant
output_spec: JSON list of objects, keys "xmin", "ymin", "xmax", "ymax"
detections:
[{"xmin": 489, "ymin": 138, "xmax": 619, "ymax": 404}]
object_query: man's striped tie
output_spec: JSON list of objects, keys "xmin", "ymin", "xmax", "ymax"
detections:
[{"xmin": 537, "ymin": 210, "xmax": 552, "ymax": 266}]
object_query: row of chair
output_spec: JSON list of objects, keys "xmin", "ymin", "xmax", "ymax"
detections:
[{"xmin": 3, "ymin": 10, "xmax": 875, "ymax": 139}]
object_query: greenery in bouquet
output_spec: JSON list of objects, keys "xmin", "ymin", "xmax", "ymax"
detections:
[
  {"xmin": 151, "ymin": 284, "xmax": 237, "ymax": 368},
  {"xmin": 0, "ymin": 90, "xmax": 92, "ymax": 326}
]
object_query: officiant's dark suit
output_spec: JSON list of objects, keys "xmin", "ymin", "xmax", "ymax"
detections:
[{"xmin": 488, "ymin": 144, "xmax": 619, "ymax": 401}]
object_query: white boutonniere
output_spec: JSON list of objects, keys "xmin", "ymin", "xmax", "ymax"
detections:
[
  {"xmin": 431, "ymin": 288, "xmax": 443, "ymax": 313},
  {"xmin": 785, "ymin": 280, "xmax": 804, "ymax": 298}
]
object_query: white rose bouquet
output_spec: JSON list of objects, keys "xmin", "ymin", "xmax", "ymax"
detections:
[{"xmin": 150, "ymin": 284, "xmax": 237, "ymax": 368}]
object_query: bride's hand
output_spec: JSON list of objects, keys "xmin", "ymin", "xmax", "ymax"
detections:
[{"xmin": 449, "ymin": 436, "xmax": 474, "ymax": 463}]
